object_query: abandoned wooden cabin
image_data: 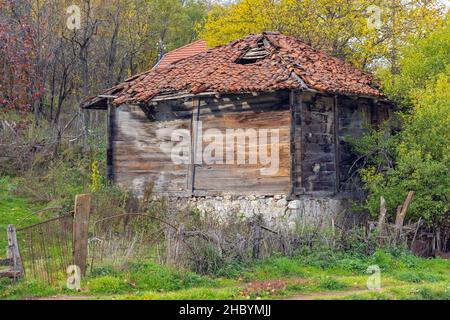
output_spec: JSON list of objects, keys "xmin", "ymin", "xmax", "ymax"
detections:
[{"xmin": 82, "ymin": 32, "xmax": 393, "ymax": 221}]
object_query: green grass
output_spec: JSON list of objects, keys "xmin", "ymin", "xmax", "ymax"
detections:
[
  {"xmin": 339, "ymin": 283, "xmax": 450, "ymax": 300},
  {"xmin": 1, "ymin": 249, "xmax": 447, "ymax": 300},
  {"xmin": 85, "ymin": 261, "xmax": 218, "ymax": 295},
  {"xmin": 0, "ymin": 176, "xmax": 46, "ymax": 250},
  {"xmin": 0, "ymin": 176, "xmax": 448, "ymax": 300}
]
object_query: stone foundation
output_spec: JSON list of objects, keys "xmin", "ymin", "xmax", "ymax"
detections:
[{"xmin": 168, "ymin": 195, "xmax": 352, "ymax": 231}]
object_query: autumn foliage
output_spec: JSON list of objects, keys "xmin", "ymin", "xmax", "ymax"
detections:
[{"xmin": 0, "ymin": 0, "xmax": 42, "ymax": 115}]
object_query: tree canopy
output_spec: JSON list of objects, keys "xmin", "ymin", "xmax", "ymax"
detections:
[
  {"xmin": 200, "ymin": 0, "xmax": 446, "ymax": 70},
  {"xmin": 354, "ymin": 20, "xmax": 449, "ymax": 230}
]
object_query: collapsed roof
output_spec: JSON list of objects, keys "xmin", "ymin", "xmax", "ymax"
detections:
[{"xmin": 82, "ymin": 32, "xmax": 384, "ymax": 109}]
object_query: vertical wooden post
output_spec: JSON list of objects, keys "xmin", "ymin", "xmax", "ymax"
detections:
[
  {"xmin": 7, "ymin": 225, "xmax": 24, "ymax": 281},
  {"xmin": 288, "ymin": 90, "xmax": 297, "ymax": 200},
  {"xmin": 378, "ymin": 197, "xmax": 387, "ymax": 235},
  {"xmin": 106, "ymin": 99, "xmax": 116, "ymax": 184},
  {"xmin": 333, "ymin": 95, "xmax": 341, "ymax": 194},
  {"xmin": 174, "ymin": 224, "xmax": 184, "ymax": 266},
  {"xmin": 73, "ymin": 194, "xmax": 92, "ymax": 276},
  {"xmin": 252, "ymin": 224, "xmax": 262, "ymax": 260},
  {"xmin": 297, "ymin": 94, "xmax": 304, "ymax": 194},
  {"xmin": 187, "ymin": 98, "xmax": 200, "ymax": 196}
]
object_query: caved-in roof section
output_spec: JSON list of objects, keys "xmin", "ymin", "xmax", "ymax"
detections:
[{"xmin": 82, "ymin": 32, "xmax": 384, "ymax": 109}]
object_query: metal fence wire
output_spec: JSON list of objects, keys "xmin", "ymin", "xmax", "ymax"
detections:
[
  {"xmin": 16, "ymin": 214, "xmax": 74, "ymax": 284},
  {"xmin": 88, "ymin": 214, "xmax": 167, "ymax": 272}
]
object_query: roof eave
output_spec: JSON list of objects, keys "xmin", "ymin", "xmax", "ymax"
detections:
[{"xmin": 81, "ymin": 95, "xmax": 118, "ymax": 110}]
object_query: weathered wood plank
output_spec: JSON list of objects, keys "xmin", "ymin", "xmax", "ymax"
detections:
[
  {"xmin": 193, "ymin": 106, "xmax": 291, "ymax": 194},
  {"xmin": 114, "ymin": 104, "xmax": 190, "ymax": 194},
  {"xmin": 289, "ymin": 90, "xmax": 297, "ymax": 199},
  {"xmin": 0, "ymin": 270, "xmax": 21, "ymax": 279},
  {"xmin": 7, "ymin": 225, "xmax": 23, "ymax": 281},
  {"xmin": 189, "ymin": 98, "xmax": 200, "ymax": 195},
  {"xmin": 107, "ymin": 99, "xmax": 116, "ymax": 184},
  {"xmin": 299, "ymin": 92, "xmax": 337, "ymax": 194},
  {"xmin": 334, "ymin": 95, "xmax": 340, "ymax": 193},
  {"xmin": 73, "ymin": 194, "xmax": 91, "ymax": 276}
]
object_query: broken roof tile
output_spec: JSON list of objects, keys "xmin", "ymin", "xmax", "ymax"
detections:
[{"xmin": 83, "ymin": 32, "xmax": 384, "ymax": 109}]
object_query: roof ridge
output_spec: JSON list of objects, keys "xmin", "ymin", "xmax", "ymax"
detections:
[
  {"xmin": 261, "ymin": 33, "xmax": 309, "ymax": 90},
  {"xmin": 165, "ymin": 39, "xmax": 207, "ymax": 54},
  {"xmin": 155, "ymin": 39, "xmax": 208, "ymax": 70}
]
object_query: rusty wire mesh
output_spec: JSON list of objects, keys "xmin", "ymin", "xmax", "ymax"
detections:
[
  {"xmin": 88, "ymin": 214, "xmax": 168, "ymax": 272},
  {"xmin": 16, "ymin": 214, "xmax": 74, "ymax": 284}
]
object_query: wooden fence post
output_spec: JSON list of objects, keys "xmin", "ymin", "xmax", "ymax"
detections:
[
  {"xmin": 252, "ymin": 224, "xmax": 262, "ymax": 260},
  {"xmin": 73, "ymin": 194, "xmax": 92, "ymax": 276},
  {"xmin": 7, "ymin": 225, "xmax": 24, "ymax": 281},
  {"xmin": 377, "ymin": 197, "xmax": 387, "ymax": 244},
  {"xmin": 395, "ymin": 191, "xmax": 415, "ymax": 242}
]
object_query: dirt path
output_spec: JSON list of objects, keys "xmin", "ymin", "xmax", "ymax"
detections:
[
  {"xmin": 284, "ymin": 288, "xmax": 382, "ymax": 300},
  {"xmin": 32, "ymin": 289, "xmax": 377, "ymax": 301}
]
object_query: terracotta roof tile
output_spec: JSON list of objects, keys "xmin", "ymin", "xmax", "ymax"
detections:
[
  {"xmin": 83, "ymin": 32, "xmax": 384, "ymax": 108},
  {"xmin": 155, "ymin": 40, "xmax": 207, "ymax": 70}
]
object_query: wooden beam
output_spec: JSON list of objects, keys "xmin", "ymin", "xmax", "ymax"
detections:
[
  {"xmin": 98, "ymin": 95, "xmax": 118, "ymax": 99},
  {"xmin": 106, "ymin": 99, "xmax": 116, "ymax": 184},
  {"xmin": 288, "ymin": 90, "xmax": 297, "ymax": 199},
  {"xmin": 73, "ymin": 194, "xmax": 92, "ymax": 276},
  {"xmin": 187, "ymin": 98, "xmax": 200, "ymax": 196},
  {"xmin": 296, "ymin": 94, "xmax": 304, "ymax": 195},
  {"xmin": 0, "ymin": 270, "xmax": 21, "ymax": 279},
  {"xmin": 150, "ymin": 91, "xmax": 219, "ymax": 102},
  {"xmin": 7, "ymin": 225, "xmax": 24, "ymax": 281},
  {"xmin": 333, "ymin": 95, "xmax": 341, "ymax": 194}
]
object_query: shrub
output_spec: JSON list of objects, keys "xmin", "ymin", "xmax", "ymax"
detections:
[
  {"xmin": 127, "ymin": 261, "xmax": 213, "ymax": 292},
  {"xmin": 87, "ymin": 276, "xmax": 133, "ymax": 294},
  {"xmin": 354, "ymin": 22, "xmax": 450, "ymax": 247},
  {"xmin": 318, "ymin": 276, "xmax": 348, "ymax": 291}
]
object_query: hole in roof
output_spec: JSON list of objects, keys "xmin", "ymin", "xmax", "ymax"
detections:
[{"xmin": 235, "ymin": 42, "xmax": 269, "ymax": 65}]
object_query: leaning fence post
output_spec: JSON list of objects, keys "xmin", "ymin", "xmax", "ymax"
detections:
[
  {"xmin": 252, "ymin": 224, "xmax": 262, "ymax": 260},
  {"xmin": 7, "ymin": 225, "xmax": 24, "ymax": 281},
  {"xmin": 73, "ymin": 194, "xmax": 92, "ymax": 276},
  {"xmin": 395, "ymin": 191, "xmax": 414, "ymax": 243}
]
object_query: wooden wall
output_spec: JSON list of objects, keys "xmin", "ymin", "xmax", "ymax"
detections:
[
  {"xmin": 194, "ymin": 93, "xmax": 291, "ymax": 195},
  {"xmin": 112, "ymin": 91, "xmax": 392, "ymax": 197},
  {"xmin": 113, "ymin": 104, "xmax": 191, "ymax": 196},
  {"xmin": 112, "ymin": 92, "xmax": 291, "ymax": 196},
  {"xmin": 337, "ymin": 96, "xmax": 391, "ymax": 193},
  {"xmin": 296, "ymin": 92, "xmax": 337, "ymax": 194},
  {"xmin": 294, "ymin": 92, "xmax": 392, "ymax": 196}
]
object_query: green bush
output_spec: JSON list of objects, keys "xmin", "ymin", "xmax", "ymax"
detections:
[
  {"xmin": 87, "ymin": 276, "xmax": 133, "ymax": 294},
  {"xmin": 395, "ymin": 271, "xmax": 444, "ymax": 284},
  {"xmin": 127, "ymin": 261, "xmax": 214, "ymax": 292},
  {"xmin": 355, "ymin": 22, "xmax": 450, "ymax": 234}
]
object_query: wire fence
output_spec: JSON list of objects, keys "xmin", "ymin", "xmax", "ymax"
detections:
[
  {"xmin": 16, "ymin": 213, "xmax": 74, "ymax": 284},
  {"xmin": 88, "ymin": 214, "xmax": 169, "ymax": 272}
]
